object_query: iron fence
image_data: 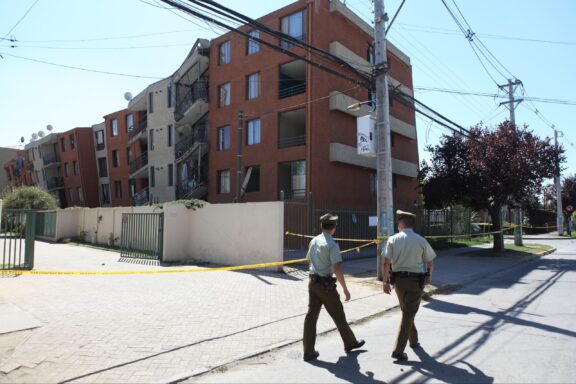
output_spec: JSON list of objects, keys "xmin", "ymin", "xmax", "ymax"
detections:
[{"xmin": 120, "ymin": 213, "xmax": 164, "ymax": 261}]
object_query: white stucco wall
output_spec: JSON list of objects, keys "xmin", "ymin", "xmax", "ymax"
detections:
[{"xmin": 185, "ymin": 202, "xmax": 284, "ymax": 268}]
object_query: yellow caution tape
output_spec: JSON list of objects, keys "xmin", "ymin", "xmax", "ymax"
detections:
[{"xmin": 285, "ymin": 231, "xmax": 375, "ymax": 243}]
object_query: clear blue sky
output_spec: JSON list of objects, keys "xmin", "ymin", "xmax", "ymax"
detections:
[{"xmin": 1, "ymin": 0, "xmax": 574, "ymax": 180}]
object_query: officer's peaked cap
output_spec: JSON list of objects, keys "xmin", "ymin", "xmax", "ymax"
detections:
[
  {"xmin": 396, "ymin": 210, "xmax": 416, "ymax": 219},
  {"xmin": 320, "ymin": 213, "xmax": 338, "ymax": 224}
]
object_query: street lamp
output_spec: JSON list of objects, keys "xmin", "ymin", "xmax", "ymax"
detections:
[{"xmin": 346, "ymin": 101, "xmax": 375, "ymax": 113}]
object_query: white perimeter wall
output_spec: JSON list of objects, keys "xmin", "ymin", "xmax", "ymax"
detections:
[{"xmin": 53, "ymin": 202, "xmax": 285, "ymax": 268}]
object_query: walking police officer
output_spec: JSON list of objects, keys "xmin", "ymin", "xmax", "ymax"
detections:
[
  {"xmin": 382, "ymin": 210, "xmax": 436, "ymax": 361},
  {"xmin": 303, "ymin": 213, "xmax": 365, "ymax": 362}
]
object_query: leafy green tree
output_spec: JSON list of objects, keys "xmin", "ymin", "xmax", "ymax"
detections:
[
  {"xmin": 421, "ymin": 121, "xmax": 564, "ymax": 252},
  {"xmin": 1, "ymin": 186, "xmax": 58, "ymax": 210}
]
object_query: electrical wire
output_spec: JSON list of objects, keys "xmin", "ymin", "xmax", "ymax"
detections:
[
  {"xmin": 1, "ymin": 0, "xmax": 41, "ymax": 41},
  {"xmin": 0, "ymin": 51, "xmax": 163, "ymax": 79},
  {"xmin": 0, "ymin": 29, "xmax": 205, "ymax": 43}
]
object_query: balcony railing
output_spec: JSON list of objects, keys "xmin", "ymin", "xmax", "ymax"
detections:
[
  {"xmin": 47, "ymin": 177, "xmax": 64, "ymax": 191},
  {"xmin": 96, "ymin": 142, "xmax": 105, "ymax": 151},
  {"xmin": 175, "ymin": 124, "xmax": 208, "ymax": 162},
  {"xmin": 129, "ymin": 152, "xmax": 148, "ymax": 175},
  {"xmin": 175, "ymin": 80, "xmax": 209, "ymax": 121},
  {"xmin": 177, "ymin": 179, "xmax": 207, "ymax": 200},
  {"xmin": 278, "ymin": 135, "xmax": 306, "ymax": 149},
  {"xmin": 133, "ymin": 187, "xmax": 149, "ymax": 206},
  {"xmin": 128, "ymin": 118, "xmax": 148, "ymax": 140},
  {"xmin": 42, "ymin": 153, "xmax": 60, "ymax": 166},
  {"xmin": 279, "ymin": 188, "xmax": 306, "ymax": 200},
  {"xmin": 279, "ymin": 82, "xmax": 306, "ymax": 99}
]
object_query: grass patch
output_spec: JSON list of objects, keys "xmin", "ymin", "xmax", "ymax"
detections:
[
  {"xmin": 429, "ymin": 235, "xmax": 492, "ymax": 250},
  {"xmin": 65, "ymin": 241, "xmax": 121, "ymax": 252},
  {"xmin": 460, "ymin": 243, "xmax": 554, "ymax": 257}
]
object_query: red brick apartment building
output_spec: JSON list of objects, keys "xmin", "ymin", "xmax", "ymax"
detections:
[
  {"xmin": 208, "ymin": 0, "xmax": 419, "ymax": 209},
  {"xmin": 58, "ymin": 128, "xmax": 99, "ymax": 207},
  {"xmin": 102, "ymin": 109, "xmax": 148, "ymax": 206},
  {"xmin": 3, "ymin": 151, "xmax": 35, "ymax": 189}
]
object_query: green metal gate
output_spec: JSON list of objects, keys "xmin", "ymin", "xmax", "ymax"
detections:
[
  {"xmin": 120, "ymin": 213, "xmax": 164, "ymax": 261},
  {"xmin": 36, "ymin": 210, "xmax": 57, "ymax": 239},
  {"xmin": 1, "ymin": 209, "xmax": 36, "ymax": 271}
]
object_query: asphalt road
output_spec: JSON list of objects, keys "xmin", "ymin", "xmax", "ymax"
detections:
[{"xmin": 189, "ymin": 238, "xmax": 576, "ymax": 384}]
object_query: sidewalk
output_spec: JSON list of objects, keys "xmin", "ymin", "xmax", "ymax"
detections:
[{"xmin": 0, "ymin": 240, "xmax": 554, "ymax": 384}]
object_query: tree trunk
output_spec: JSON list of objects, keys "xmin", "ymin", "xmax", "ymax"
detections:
[{"xmin": 489, "ymin": 207, "xmax": 504, "ymax": 253}]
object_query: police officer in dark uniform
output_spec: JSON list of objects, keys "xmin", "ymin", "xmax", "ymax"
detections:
[
  {"xmin": 382, "ymin": 210, "xmax": 436, "ymax": 361},
  {"xmin": 302, "ymin": 213, "xmax": 365, "ymax": 361}
]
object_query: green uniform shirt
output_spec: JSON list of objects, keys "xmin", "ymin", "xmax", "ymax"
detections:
[
  {"xmin": 307, "ymin": 232, "xmax": 342, "ymax": 277},
  {"xmin": 383, "ymin": 228, "xmax": 436, "ymax": 273}
]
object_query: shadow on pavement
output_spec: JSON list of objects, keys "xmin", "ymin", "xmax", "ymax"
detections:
[
  {"xmin": 395, "ymin": 347, "xmax": 493, "ymax": 384},
  {"xmin": 310, "ymin": 351, "xmax": 386, "ymax": 384}
]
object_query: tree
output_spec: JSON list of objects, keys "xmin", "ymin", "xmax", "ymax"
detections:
[
  {"xmin": 1, "ymin": 186, "xmax": 58, "ymax": 210},
  {"xmin": 421, "ymin": 121, "xmax": 564, "ymax": 252},
  {"xmin": 561, "ymin": 174, "xmax": 576, "ymax": 234}
]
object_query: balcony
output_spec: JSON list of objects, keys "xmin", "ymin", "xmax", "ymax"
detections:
[
  {"xmin": 133, "ymin": 187, "xmax": 149, "ymax": 206},
  {"xmin": 279, "ymin": 60, "xmax": 306, "ymax": 99},
  {"xmin": 175, "ymin": 80, "xmax": 209, "ymax": 124},
  {"xmin": 278, "ymin": 108, "xmax": 306, "ymax": 149},
  {"xmin": 96, "ymin": 142, "xmax": 105, "ymax": 151},
  {"xmin": 278, "ymin": 135, "xmax": 305, "ymax": 149},
  {"xmin": 47, "ymin": 177, "xmax": 64, "ymax": 191},
  {"xmin": 129, "ymin": 152, "xmax": 149, "ymax": 179},
  {"xmin": 42, "ymin": 153, "xmax": 60, "ymax": 167},
  {"xmin": 128, "ymin": 118, "xmax": 148, "ymax": 144},
  {"xmin": 177, "ymin": 180, "xmax": 208, "ymax": 200},
  {"xmin": 279, "ymin": 188, "xmax": 306, "ymax": 201},
  {"xmin": 175, "ymin": 124, "xmax": 208, "ymax": 163}
]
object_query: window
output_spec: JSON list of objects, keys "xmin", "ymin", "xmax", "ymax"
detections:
[
  {"xmin": 64, "ymin": 162, "xmax": 70, "ymax": 177},
  {"xmin": 111, "ymin": 119, "xmax": 119, "ymax": 136},
  {"xmin": 167, "ymin": 85, "xmax": 173, "ymax": 108},
  {"xmin": 95, "ymin": 130, "xmax": 105, "ymax": 150},
  {"xmin": 247, "ymin": 119, "xmax": 261, "ymax": 145},
  {"xmin": 247, "ymin": 30, "xmax": 260, "ymax": 55},
  {"xmin": 280, "ymin": 10, "xmax": 306, "ymax": 48},
  {"xmin": 98, "ymin": 157, "xmax": 107, "ymax": 177},
  {"xmin": 69, "ymin": 134, "xmax": 76, "ymax": 150},
  {"xmin": 129, "ymin": 180, "xmax": 136, "ymax": 197},
  {"xmin": 77, "ymin": 187, "xmax": 84, "ymax": 202},
  {"xmin": 148, "ymin": 92, "xmax": 154, "ymax": 113},
  {"xmin": 168, "ymin": 163, "xmax": 174, "ymax": 186},
  {"xmin": 218, "ymin": 126, "xmax": 231, "ymax": 151},
  {"xmin": 219, "ymin": 82, "xmax": 231, "ymax": 107},
  {"xmin": 149, "ymin": 129, "xmax": 155, "ymax": 150},
  {"xmin": 247, "ymin": 72, "xmax": 260, "ymax": 100},
  {"xmin": 150, "ymin": 167, "xmax": 155, "ymax": 187},
  {"xmin": 114, "ymin": 180, "xmax": 122, "ymax": 198},
  {"xmin": 126, "ymin": 148, "xmax": 132, "ymax": 164},
  {"xmin": 101, "ymin": 183, "xmax": 111, "ymax": 204},
  {"xmin": 245, "ymin": 166, "xmax": 260, "ymax": 193},
  {"xmin": 218, "ymin": 170, "xmax": 230, "ymax": 194},
  {"xmin": 219, "ymin": 41, "xmax": 231, "ymax": 65},
  {"xmin": 167, "ymin": 124, "xmax": 173, "ymax": 147},
  {"xmin": 112, "ymin": 150, "xmax": 120, "ymax": 167},
  {"xmin": 73, "ymin": 160, "xmax": 79, "ymax": 176},
  {"xmin": 126, "ymin": 114, "xmax": 134, "ymax": 133},
  {"xmin": 278, "ymin": 160, "xmax": 306, "ymax": 199},
  {"xmin": 69, "ymin": 188, "xmax": 75, "ymax": 202},
  {"xmin": 60, "ymin": 138, "xmax": 66, "ymax": 152}
]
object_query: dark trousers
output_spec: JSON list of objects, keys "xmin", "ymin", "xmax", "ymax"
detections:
[
  {"xmin": 393, "ymin": 276, "xmax": 422, "ymax": 354},
  {"xmin": 303, "ymin": 280, "xmax": 358, "ymax": 355}
]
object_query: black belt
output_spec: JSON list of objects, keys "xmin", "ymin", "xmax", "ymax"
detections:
[
  {"xmin": 392, "ymin": 271, "xmax": 425, "ymax": 278},
  {"xmin": 310, "ymin": 274, "xmax": 336, "ymax": 283}
]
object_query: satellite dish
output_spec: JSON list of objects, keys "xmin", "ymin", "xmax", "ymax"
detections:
[
  {"xmin": 46, "ymin": 124, "xmax": 53, "ymax": 131},
  {"xmin": 32, "ymin": 133, "xmax": 38, "ymax": 140},
  {"xmin": 38, "ymin": 131, "xmax": 45, "ymax": 138},
  {"xmin": 124, "ymin": 92, "xmax": 133, "ymax": 101},
  {"xmin": 20, "ymin": 137, "xmax": 24, "ymax": 143}
]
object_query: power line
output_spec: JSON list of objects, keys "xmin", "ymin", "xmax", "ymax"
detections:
[
  {"xmin": 158, "ymin": 0, "xmax": 372, "ymax": 89},
  {"xmin": 1, "ymin": 42, "xmax": 200, "ymax": 51},
  {"xmin": 415, "ymin": 86, "xmax": 576, "ymax": 106},
  {"xmin": 1, "ymin": 0, "xmax": 41, "ymax": 41},
  {"xmin": 0, "ymin": 51, "xmax": 163, "ymax": 79},
  {"xmin": 0, "ymin": 29, "xmax": 204, "ymax": 43}
]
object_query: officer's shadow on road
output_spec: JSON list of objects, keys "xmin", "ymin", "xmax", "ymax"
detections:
[
  {"xmin": 397, "ymin": 347, "xmax": 493, "ymax": 384},
  {"xmin": 310, "ymin": 351, "xmax": 386, "ymax": 384}
]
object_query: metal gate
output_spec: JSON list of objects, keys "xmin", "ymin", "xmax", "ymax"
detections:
[
  {"xmin": 120, "ymin": 213, "xmax": 164, "ymax": 261},
  {"xmin": 1, "ymin": 209, "xmax": 36, "ymax": 271}
]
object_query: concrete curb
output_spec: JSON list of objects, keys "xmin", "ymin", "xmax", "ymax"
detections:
[{"xmin": 169, "ymin": 246, "xmax": 556, "ymax": 384}]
